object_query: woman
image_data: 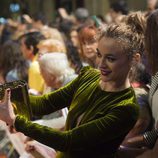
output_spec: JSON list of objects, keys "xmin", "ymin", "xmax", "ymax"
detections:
[
  {"xmin": 39, "ymin": 52, "xmax": 77, "ymax": 90},
  {"xmin": 22, "ymin": 53, "xmax": 78, "ymax": 158},
  {"xmin": 78, "ymin": 25, "xmax": 98, "ymax": 68},
  {"xmin": 0, "ymin": 16, "xmax": 144, "ymax": 158},
  {"xmin": 0, "ymin": 40, "xmax": 29, "ymax": 83},
  {"xmin": 39, "ymin": 52, "xmax": 77, "ymax": 119}
]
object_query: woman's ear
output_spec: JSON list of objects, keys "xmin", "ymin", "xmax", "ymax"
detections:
[
  {"xmin": 30, "ymin": 45, "xmax": 34, "ymax": 53},
  {"xmin": 130, "ymin": 53, "xmax": 141, "ymax": 68},
  {"xmin": 133, "ymin": 53, "xmax": 141, "ymax": 63}
]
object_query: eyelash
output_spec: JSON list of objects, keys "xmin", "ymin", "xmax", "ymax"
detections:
[
  {"xmin": 106, "ymin": 57, "xmax": 116, "ymax": 62},
  {"xmin": 96, "ymin": 49, "xmax": 116, "ymax": 62},
  {"xmin": 96, "ymin": 51, "xmax": 102, "ymax": 58}
]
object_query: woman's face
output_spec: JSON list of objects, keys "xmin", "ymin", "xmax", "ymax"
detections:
[
  {"xmin": 97, "ymin": 37, "xmax": 131, "ymax": 85},
  {"xmin": 82, "ymin": 40, "xmax": 98, "ymax": 59},
  {"xmin": 147, "ymin": 0, "xmax": 157, "ymax": 10}
]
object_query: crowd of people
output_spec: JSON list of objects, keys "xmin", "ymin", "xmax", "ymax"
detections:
[{"xmin": 0, "ymin": 0, "xmax": 158, "ymax": 158}]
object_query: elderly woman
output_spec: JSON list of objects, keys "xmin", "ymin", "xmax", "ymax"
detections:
[
  {"xmin": 39, "ymin": 53, "xmax": 76, "ymax": 90},
  {"xmin": 39, "ymin": 52, "xmax": 77, "ymax": 119},
  {"xmin": 22, "ymin": 53, "xmax": 77, "ymax": 158}
]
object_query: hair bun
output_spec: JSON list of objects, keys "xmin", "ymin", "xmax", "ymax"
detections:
[{"xmin": 125, "ymin": 12, "xmax": 146, "ymax": 34}]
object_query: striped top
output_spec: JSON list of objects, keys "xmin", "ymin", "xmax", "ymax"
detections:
[{"xmin": 149, "ymin": 72, "xmax": 158, "ymax": 128}]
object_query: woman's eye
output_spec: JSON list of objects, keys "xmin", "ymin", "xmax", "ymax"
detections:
[{"xmin": 107, "ymin": 57, "xmax": 116, "ymax": 62}]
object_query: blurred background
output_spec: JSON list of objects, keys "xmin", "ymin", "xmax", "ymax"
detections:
[{"xmin": 0, "ymin": 0, "xmax": 147, "ymax": 24}]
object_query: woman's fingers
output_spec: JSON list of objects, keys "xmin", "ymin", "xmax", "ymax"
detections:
[
  {"xmin": 4, "ymin": 89, "xmax": 11, "ymax": 104},
  {"xmin": 127, "ymin": 135, "xmax": 145, "ymax": 147},
  {"xmin": 25, "ymin": 142, "xmax": 35, "ymax": 152}
]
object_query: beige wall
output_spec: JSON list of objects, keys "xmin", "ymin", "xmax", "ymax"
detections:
[
  {"xmin": 26, "ymin": 0, "xmax": 147, "ymax": 22},
  {"xmin": 84, "ymin": 0, "xmax": 147, "ymax": 16},
  {"xmin": 27, "ymin": 0, "xmax": 54, "ymax": 22},
  {"xmin": 128, "ymin": 0, "xmax": 147, "ymax": 11},
  {"xmin": 84, "ymin": 0, "xmax": 110, "ymax": 16},
  {"xmin": 42, "ymin": 0, "xmax": 55, "ymax": 22}
]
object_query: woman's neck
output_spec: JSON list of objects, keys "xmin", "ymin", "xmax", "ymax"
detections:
[
  {"xmin": 99, "ymin": 79, "xmax": 131, "ymax": 92},
  {"xmin": 86, "ymin": 56, "xmax": 96, "ymax": 68}
]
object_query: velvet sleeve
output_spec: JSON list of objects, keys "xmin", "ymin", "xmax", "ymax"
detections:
[
  {"xmin": 14, "ymin": 104, "xmax": 138, "ymax": 152},
  {"xmin": 29, "ymin": 75, "xmax": 78, "ymax": 116},
  {"xmin": 29, "ymin": 66, "xmax": 91, "ymax": 116}
]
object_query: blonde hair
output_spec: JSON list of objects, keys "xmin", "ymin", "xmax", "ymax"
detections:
[
  {"xmin": 38, "ymin": 39, "xmax": 66, "ymax": 54},
  {"xmin": 100, "ymin": 11, "xmax": 146, "ymax": 58},
  {"xmin": 41, "ymin": 27, "xmax": 64, "ymax": 42}
]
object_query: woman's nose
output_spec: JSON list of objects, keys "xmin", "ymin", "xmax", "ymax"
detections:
[
  {"xmin": 84, "ymin": 44, "xmax": 90, "ymax": 49},
  {"xmin": 99, "ymin": 58, "xmax": 107, "ymax": 67}
]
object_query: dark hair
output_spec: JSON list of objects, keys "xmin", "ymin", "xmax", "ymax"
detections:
[
  {"xmin": 19, "ymin": 31, "xmax": 45, "ymax": 55},
  {"xmin": 32, "ymin": 12, "xmax": 47, "ymax": 25},
  {"xmin": 59, "ymin": 19, "xmax": 74, "ymax": 37},
  {"xmin": 0, "ymin": 40, "xmax": 29, "ymax": 81},
  {"xmin": 110, "ymin": 0, "xmax": 129, "ymax": 15},
  {"xmin": 130, "ymin": 63, "xmax": 151, "ymax": 85},
  {"xmin": 66, "ymin": 40, "xmax": 83, "ymax": 74},
  {"xmin": 100, "ymin": 12, "xmax": 146, "ymax": 58},
  {"xmin": 145, "ymin": 9, "xmax": 158, "ymax": 75}
]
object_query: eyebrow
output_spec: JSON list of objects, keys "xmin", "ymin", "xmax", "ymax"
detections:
[{"xmin": 96, "ymin": 48, "xmax": 116, "ymax": 57}]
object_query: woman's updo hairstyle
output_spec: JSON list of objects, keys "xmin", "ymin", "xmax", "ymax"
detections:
[{"xmin": 100, "ymin": 12, "xmax": 146, "ymax": 59}]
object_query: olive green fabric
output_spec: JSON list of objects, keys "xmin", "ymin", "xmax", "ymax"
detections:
[{"xmin": 14, "ymin": 66, "xmax": 139, "ymax": 158}]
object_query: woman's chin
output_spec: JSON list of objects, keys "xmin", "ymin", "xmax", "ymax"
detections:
[{"xmin": 100, "ymin": 76, "xmax": 110, "ymax": 83}]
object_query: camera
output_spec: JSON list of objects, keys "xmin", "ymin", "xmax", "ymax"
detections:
[{"xmin": 0, "ymin": 80, "xmax": 32, "ymax": 120}]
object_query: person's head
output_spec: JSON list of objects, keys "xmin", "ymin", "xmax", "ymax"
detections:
[
  {"xmin": 110, "ymin": 0, "xmax": 128, "ymax": 15},
  {"xmin": 38, "ymin": 53, "xmax": 75, "ymax": 88},
  {"xmin": 97, "ymin": 12, "xmax": 145, "ymax": 87},
  {"xmin": 145, "ymin": 9, "xmax": 158, "ymax": 75},
  {"xmin": 0, "ymin": 40, "xmax": 28, "ymax": 80},
  {"xmin": 75, "ymin": 8, "xmax": 89, "ymax": 24},
  {"xmin": 110, "ymin": 0, "xmax": 128, "ymax": 23},
  {"xmin": 147, "ymin": 0, "xmax": 158, "ymax": 12},
  {"xmin": 19, "ymin": 31, "xmax": 45, "ymax": 60},
  {"xmin": 31, "ymin": 12, "xmax": 48, "ymax": 29},
  {"xmin": 41, "ymin": 27, "xmax": 64, "ymax": 43},
  {"xmin": 37, "ymin": 38, "xmax": 66, "ymax": 56},
  {"xmin": 78, "ymin": 25, "xmax": 98, "ymax": 66}
]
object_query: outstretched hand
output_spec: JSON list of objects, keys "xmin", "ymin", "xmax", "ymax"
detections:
[
  {"xmin": 126, "ymin": 135, "xmax": 146, "ymax": 148},
  {"xmin": 0, "ymin": 89, "xmax": 16, "ymax": 126}
]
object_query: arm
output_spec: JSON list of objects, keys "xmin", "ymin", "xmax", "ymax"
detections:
[
  {"xmin": 29, "ymin": 66, "xmax": 90, "ymax": 117},
  {"xmin": 122, "ymin": 105, "xmax": 151, "ymax": 143},
  {"xmin": 14, "ymin": 105, "xmax": 137, "ymax": 152},
  {"xmin": 126, "ymin": 129, "xmax": 158, "ymax": 149},
  {"xmin": 29, "ymin": 75, "xmax": 79, "ymax": 116}
]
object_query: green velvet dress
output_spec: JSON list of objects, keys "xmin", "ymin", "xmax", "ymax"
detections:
[{"xmin": 14, "ymin": 66, "xmax": 139, "ymax": 158}]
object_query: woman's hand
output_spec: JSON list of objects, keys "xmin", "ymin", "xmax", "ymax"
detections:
[
  {"xmin": 0, "ymin": 89, "xmax": 16, "ymax": 126},
  {"xmin": 126, "ymin": 135, "xmax": 145, "ymax": 148}
]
